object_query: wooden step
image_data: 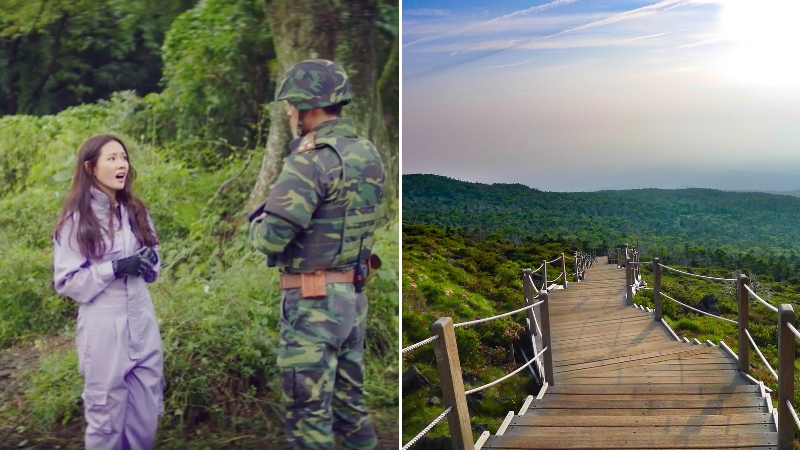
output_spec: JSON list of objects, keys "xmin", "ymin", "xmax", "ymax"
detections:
[{"xmin": 483, "ymin": 433, "xmax": 777, "ymax": 449}]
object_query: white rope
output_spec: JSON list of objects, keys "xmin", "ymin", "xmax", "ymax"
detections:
[
  {"xmin": 658, "ymin": 264, "xmax": 736, "ymax": 282},
  {"xmin": 550, "ymin": 272, "xmax": 564, "ymax": 284},
  {"xmin": 546, "ymin": 255, "xmax": 562, "ymax": 264},
  {"xmin": 532, "ymin": 306, "xmax": 542, "ymax": 336},
  {"xmin": 401, "ymin": 406, "xmax": 452, "ymax": 450},
  {"xmin": 464, "ymin": 347, "xmax": 548, "ymax": 395},
  {"xmin": 638, "ymin": 287, "xmax": 653, "ymax": 290},
  {"xmin": 402, "ymin": 335, "xmax": 439, "ymax": 354},
  {"xmin": 564, "ymin": 255, "xmax": 574, "ymax": 261},
  {"xmin": 454, "ymin": 301, "xmax": 544, "ymax": 329},
  {"xmin": 787, "ymin": 400, "xmax": 800, "ymax": 431},
  {"xmin": 787, "ymin": 323, "xmax": 800, "ymax": 342},
  {"xmin": 744, "ymin": 329, "xmax": 778, "ymax": 381},
  {"xmin": 531, "ymin": 263, "xmax": 545, "ymax": 273},
  {"xmin": 744, "ymin": 284, "xmax": 779, "ymax": 313},
  {"xmin": 660, "ymin": 292, "xmax": 738, "ymax": 325}
]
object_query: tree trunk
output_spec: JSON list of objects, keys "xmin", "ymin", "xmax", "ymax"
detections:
[{"xmin": 247, "ymin": 0, "xmax": 397, "ymax": 214}]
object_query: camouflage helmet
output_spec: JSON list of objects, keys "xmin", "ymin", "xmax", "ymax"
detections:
[{"xmin": 276, "ymin": 59, "xmax": 352, "ymax": 111}]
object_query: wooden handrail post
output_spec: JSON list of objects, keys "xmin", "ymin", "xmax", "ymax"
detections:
[
  {"xmin": 540, "ymin": 290, "xmax": 554, "ymax": 385},
  {"xmin": 617, "ymin": 248, "xmax": 621, "ymax": 268},
  {"xmin": 625, "ymin": 254, "xmax": 633, "ymax": 306},
  {"xmin": 624, "ymin": 244, "xmax": 629, "ymax": 268},
  {"xmin": 778, "ymin": 304, "xmax": 795, "ymax": 450},
  {"xmin": 522, "ymin": 269, "xmax": 542, "ymax": 380},
  {"xmin": 653, "ymin": 257, "xmax": 662, "ymax": 321},
  {"xmin": 737, "ymin": 274, "xmax": 750, "ymax": 374},
  {"xmin": 430, "ymin": 317, "xmax": 472, "ymax": 450},
  {"xmin": 542, "ymin": 260, "xmax": 548, "ymax": 292},
  {"xmin": 561, "ymin": 253, "xmax": 568, "ymax": 289},
  {"xmin": 575, "ymin": 252, "xmax": 579, "ymax": 281}
]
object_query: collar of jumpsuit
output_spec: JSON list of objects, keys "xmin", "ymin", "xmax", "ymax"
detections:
[{"xmin": 289, "ymin": 117, "xmax": 358, "ymax": 151}]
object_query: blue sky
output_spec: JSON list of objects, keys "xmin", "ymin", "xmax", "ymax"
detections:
[{"xmin": 402, "ymin": 0, "xmax": 800, "ymax": 191}]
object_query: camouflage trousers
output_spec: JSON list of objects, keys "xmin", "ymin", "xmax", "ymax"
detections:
[{"xmin": 277, "ymin": 283, "xmax": 377, "ymax": 450}]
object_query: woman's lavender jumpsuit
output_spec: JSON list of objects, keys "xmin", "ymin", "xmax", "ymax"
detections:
[{"xmin": 53, "ymin": 189, "xmax": 163, "ymax": 450}]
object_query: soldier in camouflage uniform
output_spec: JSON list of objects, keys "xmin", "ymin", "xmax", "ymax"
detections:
[{"xmin": 248, "ymin": 60, "xmax": 384, "ymax": 450}]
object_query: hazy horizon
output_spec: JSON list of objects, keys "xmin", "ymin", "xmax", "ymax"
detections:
[{"xmin": 403, "ymin": 0, "xmax": 800, "ymax": 192}]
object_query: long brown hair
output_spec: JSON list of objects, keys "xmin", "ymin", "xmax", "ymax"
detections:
[{"xmin": 54, "ymin": 135, "xmax": 157, "ymax": 259}]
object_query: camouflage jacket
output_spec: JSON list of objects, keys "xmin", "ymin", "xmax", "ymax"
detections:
[{"xmin": 249, "ymin": 118, "xmax": 384, "ymax": 272}]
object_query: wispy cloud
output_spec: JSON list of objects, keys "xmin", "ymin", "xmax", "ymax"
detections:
[
  {"xmin": 622, "ymin": 32, "xmax": 669, "ymax": 43},
  {"xmin": 404, "ymin": 8, "xmax": 450, "ymax": 17},
  {"xmin": 483, "ymin": 58, "xmax": 537, "ymax": 70},
  {"xmin": 404, "ymin": 0, "xmax": 580, "ymax": 47},
  {"xmin": 405, "ymin": 0, "xmax": 695, "ymax": 81},
  {"xmin": 674, "ymin": 37, "xmax": 724, "ymax": 49}
]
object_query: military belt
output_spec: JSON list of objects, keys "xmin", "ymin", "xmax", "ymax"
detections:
[{"xmin": 280, "ymin": 269, "xmax": 355, "ymax": 297}]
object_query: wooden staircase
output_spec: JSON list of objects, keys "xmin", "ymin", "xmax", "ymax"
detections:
[{"xmin": 482, "ymin": 259, "xmax": 779, "ymax": 449}]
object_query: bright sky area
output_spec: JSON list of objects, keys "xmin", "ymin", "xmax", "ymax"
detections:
[{"xmin": 402, "ymin": 0, "xmax": 800, "ymax": 191}]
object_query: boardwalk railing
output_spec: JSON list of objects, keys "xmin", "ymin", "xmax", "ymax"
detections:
[
  {"xmin": 401, "ymin": 251, "xmax": 593, "ymax": 450},
  {"xmin": 627, "ymin": 248, "xmax": 800, "ymax": 450}
]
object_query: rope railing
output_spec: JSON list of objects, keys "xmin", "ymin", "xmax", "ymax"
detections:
[
  {"xmin": 623, "ymin": 249, "xmax": 800, "ymax": 449},
  {"xmin": 659, "ymin": 292, "xmax": 738, "ymax": 325},
  {"xmin": 405, "ymin": 256, "xmax": 591, "ymax": 450},
  {"xmin": 787, "ymin": 400, "xmax": 800, "ymax": 431},
  {"xmin": 454, "ymin": 301, "xmax": 544, "ymax": 329},
  {"xmin": 401, "ymin": 406, "xmax": 452, "ymax": 450},
  {"xmin": 402, "ymin": 335, "xmax": 439, "ymax": 355},
  {"xmin": 658, "ymin": 264, "xmax": 736, "ymax": 282},
  {"xmin": 744, "ymin": 328, "xmax": 778, "ymax": 381},
  {"xmin": 527, "ymin": 274, "xmax": 544, "ymax": 294},
  {"xmin": 464, "ymin": 347, "xmax": 548, "ymax": 395},
  {"xmin": 744, "ymin": 284, "xmax": 779, "ymax": 313}
]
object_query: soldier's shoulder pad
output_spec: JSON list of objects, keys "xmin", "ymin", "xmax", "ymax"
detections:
[{"xmin": 296, "ymin": 132, "xmax": 318, "ymax": 153}]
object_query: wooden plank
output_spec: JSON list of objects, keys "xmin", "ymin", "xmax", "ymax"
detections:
[
  {"xmin": 519, "ymin": 407, "xmax": 768, "ymax": 416},
  {"xmin": 530, "ymin": 397, "xmax": 765, "ymax": 409},
  {"xmin": 496, "ymin": 411, "xmax": 514, "ymax": 436},
  {"xmin": 502, "ymin": 424, "xmax": 775, "ymax": 436},
  {"xmin": 517, "ymin": 395, "xmax": 533, "ymax": 416},
  {"xmin": 473, "ymin": 431, "xmax": 490, "ymax": 450},
  {"xmin": 557, "ymin": 370, "xmax": 743, "ymax": 380},
  {"xmin": 545, "ymin": 384, "xmax": 761, "ymax": 395},
  {"xmin": 511, "ymin": 413, "xmax": 774, "ymax": 427},
  {"xmin": 483, "ymin": 432, "xmax": 777, "ymax": 448},
  {"xmin": 554, "ymin": 345, "xmax": 729, "ymax": 371},
  {"xmin": 555, "ymin": 375, "xmax": 749, "ymax": 385},
  {"xmin": 541, "ymin": 393, "xmax": 763, "ymax": 401}
]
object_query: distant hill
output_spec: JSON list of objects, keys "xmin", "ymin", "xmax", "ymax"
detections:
[{"xmin": 403, "ymin": 174, "xmax": 800, "ymax": 256}]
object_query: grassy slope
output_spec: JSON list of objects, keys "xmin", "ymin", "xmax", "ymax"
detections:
[{"xmin": 402, "ymin": 224, "xmax": 571, "ymax": 444}]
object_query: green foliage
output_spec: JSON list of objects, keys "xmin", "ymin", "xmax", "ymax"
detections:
[
  {"xmin": 23, "ymin": 346, "xmax": 83, "ymax": 427},
  {"xmin": 0, "ymin": 238, "xmax": 74, "ymax": 348},
  {"xmin": 158, "ymin": 0, "xmax": 276, "ymax": 166},
  {"xmin": 0, "ymin": 0, "xmax": 194, "ymax": 116},
  {"xmin": 402, "ymin": 223, "xmax": 574, "ymax": 443},
  {"xmin": 404, "ymin": 174, "xmax": 800, "ymax": 267}
]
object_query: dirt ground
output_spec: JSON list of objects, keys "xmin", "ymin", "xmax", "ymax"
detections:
[{"xmin": 0, "ymin": 345, "xmax": 398, "ymax": 450}]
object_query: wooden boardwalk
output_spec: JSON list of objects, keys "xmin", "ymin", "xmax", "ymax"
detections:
[{"xmin": 483, "ymin": 258, "xmax": 778, "ymax": 449}]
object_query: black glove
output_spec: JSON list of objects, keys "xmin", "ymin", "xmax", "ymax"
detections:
[
  {"xmin": 113, "ymin": 255, "xmax": 151, "ymax": 278},
  {"xmin": 136, "ymin": 246, "xmax": 158, "ymax": 267}
]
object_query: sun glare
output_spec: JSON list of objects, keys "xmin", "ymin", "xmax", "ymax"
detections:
[{"xmin": 716, "ymin": 0, "xmax": 800, "ymax": 86}]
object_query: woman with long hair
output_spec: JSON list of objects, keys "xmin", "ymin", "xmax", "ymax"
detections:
[{"xmin": 53, "ymin": 134, "xmax": 163, "ymax": 449}]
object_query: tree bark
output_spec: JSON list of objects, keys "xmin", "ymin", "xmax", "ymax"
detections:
[{"xmin": 247, "ymin": 0, "xmax": 397, "ymax": 213}]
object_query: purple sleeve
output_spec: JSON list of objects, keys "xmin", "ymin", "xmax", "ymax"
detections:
[
  {"xmin": 143, "ymin": 213, "xmax": 160, "ymax": 283},
  {"xmin": 53, "ymin": 215, "xmax": 116, "ymax": 303}
]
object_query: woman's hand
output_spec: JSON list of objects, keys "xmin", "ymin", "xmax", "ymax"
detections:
[
  {"xmin": 113, "ymin": 254, "xmax": 153, "ymax": 278},
  {"xmin": 136, "ymin": 246, "xmax": 159, "ymax": 267}
]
